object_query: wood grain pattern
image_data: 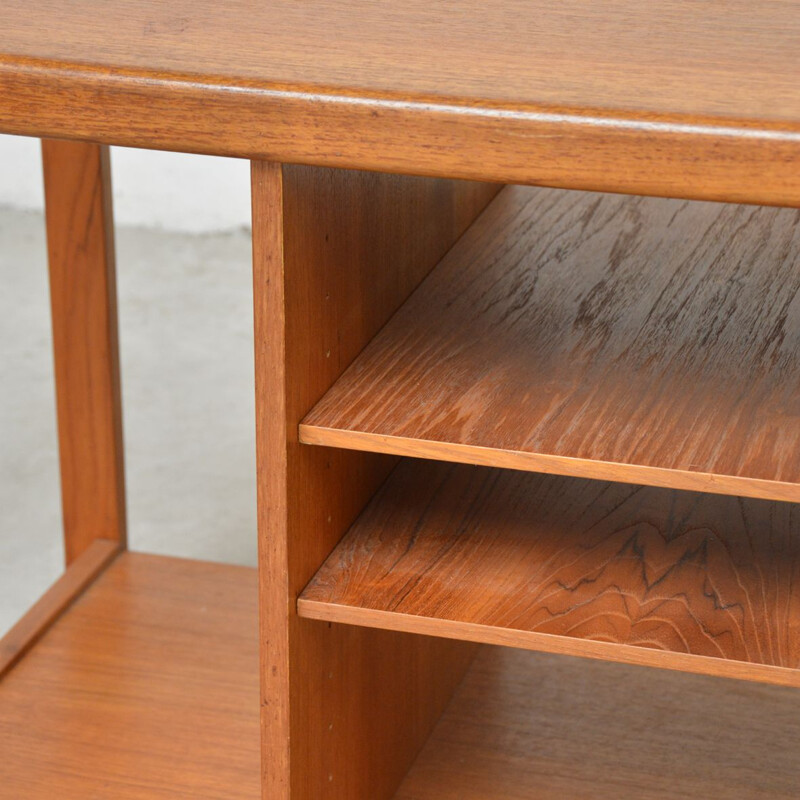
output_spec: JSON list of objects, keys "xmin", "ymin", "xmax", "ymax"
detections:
[
  {"xmin": 396, "ymin": 647, "xmax": 800, "ymax": 799},
  {"xmin": 42, "ymin": 139, "xmax": 127, "ymax": 563},
  {"xmin": 2, "ymin": 3, "xmax": 800, "ymax": 204},
  {"xmin": 302, "ymin": 186, "xmax": 800, "ymax": 503},
  {"xmin": 252, "ymin": 163, "xmax": 497, "ymax": 799},
  {"xmin": 0, "ymin": 538, "xmax": 120, "ymax": 677},
  {"xmin": 299, "ymin": 460, "xmax": 800, "ymax": 688},
  {"xmin": 0, "ymin": 552, "xmax": 260, "ymax": 799}
]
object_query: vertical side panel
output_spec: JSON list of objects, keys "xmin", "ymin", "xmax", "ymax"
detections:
[
  {"xmin": 252, "ymin": 160, "xmax": 291, "ymax": 796},
  {"xmin": 252, "ymin": 162, "xmax": 499, "ymax": 799},
  {"xmin": 42, "ymin": 139, "xmax": 126, "ymax": 563}
]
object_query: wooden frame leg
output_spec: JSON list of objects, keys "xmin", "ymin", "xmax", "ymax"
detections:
[
  {"xmin": 42, "ymin": 139, "xmax": 126, "ymax": 564},
  {"xmin": 252, "ymin": 162, "xmax": 499, "ymax": 799}
]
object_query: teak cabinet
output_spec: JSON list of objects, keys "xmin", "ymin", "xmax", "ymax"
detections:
[{"xmin": 1, "ymin": 3, "xmax": 800, "ymax": 798}]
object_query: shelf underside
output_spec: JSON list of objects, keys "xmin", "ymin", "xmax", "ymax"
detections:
[
  {"xmin": 0, "ymin": 552, "xmax": 260, "ymax": 799},
  {"xmin": 299, "ymin": 460, "xmax": 800, "ymax": 687},
  {"xmin": 302, "ymin": 185, "xmax": 800, "ymax": 503},
  {"xmin": 395, "ymin": 647, "xmax": 800, "ymax": 800}
]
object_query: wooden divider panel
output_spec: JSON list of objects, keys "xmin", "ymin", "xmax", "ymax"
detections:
[{"xmin": 252, "ymin": 162, "xmax": 498, "ymax": 799}]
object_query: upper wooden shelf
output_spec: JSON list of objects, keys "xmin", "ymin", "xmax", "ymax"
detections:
[
  {"xmin": 302, "ymin": 185, "xmax": 800, "ymax": 503},
  {"xmin": 2, "ymin": 1, "xmax": 800, "ymax": 204}
]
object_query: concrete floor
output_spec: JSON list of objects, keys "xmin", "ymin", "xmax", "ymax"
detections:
[{"xmin": 0, "ymin": 206, "xmax": 257, "ymax": 635}]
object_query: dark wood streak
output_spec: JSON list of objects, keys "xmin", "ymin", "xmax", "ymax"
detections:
[
  {"xmin": 302, "ymin": 186, "xmax": 800, "ymax": 502},
  {"xmin": 299, "ymin": 460, "xmax": 800, "ymax": 686}
]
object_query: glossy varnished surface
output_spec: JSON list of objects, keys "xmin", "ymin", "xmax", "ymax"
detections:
[
  {"xmin": 395, "ymin": 647, "xmax": 800, "ymax": 799},
  {"xmin": 302, "ymin": 186, "xmax": 800, "ymax": 502},
  {"xmin": 300, "ymin": 460, "xmax": 800, "ymax": 686},
  {"xmin": 3, "ymin": 0, "xmax": 798, "ymax": 121},
  {"xmin": 0, "ymin": 553, "xmax": 260, "ymax": 799},
  {"xmin": 2, "ymin": 2, "xmax": 800, "ymax": 203}
]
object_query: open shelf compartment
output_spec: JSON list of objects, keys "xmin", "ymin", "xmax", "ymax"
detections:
[
  {"xmin": 394, "ymin": 647, "xmax": 800, "ymax": 799},
  {"xmin": 0, "ymin": 552, "xmax": 260, "ymax": 799},
  {"xmin": 301, "ymin": 185, "xmax": 800, "ymax": 503},
  {"xmin": 299, "ymin": 459, "xmax": 800, "ymax": 687}
]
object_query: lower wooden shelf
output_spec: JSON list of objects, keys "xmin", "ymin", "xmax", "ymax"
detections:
[
  {"xmin": 395, "ymin": 646, "xmax": 800, "ymax": 799},
  {"xmin": 0, "ymin": 552, "xmax": 260, "ymax": 799},
  {"xmin": 299, "ymin": 459, "xmax": 800, "ymax": 687}
]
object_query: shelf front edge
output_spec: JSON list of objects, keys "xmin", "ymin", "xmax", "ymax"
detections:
[
  {"xmin": 298, "ymin": 426, "xmax": 800, "ymax": 504},
  {"xmin": 298, "ymin": 597, "xmax": 800, "ymax": 690}
]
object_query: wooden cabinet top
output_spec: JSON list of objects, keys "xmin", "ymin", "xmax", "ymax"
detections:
[{"xmin": 2, "ymin": 1, "xmax": 800, "ymax": 204}]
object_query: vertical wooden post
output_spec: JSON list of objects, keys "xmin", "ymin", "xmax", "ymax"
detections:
[
  {"xmin": 42, "ymin": 139, "xmax": 126, "ymax": 564},
  {"xmin": 252, "ymin": 162, "xmax": 498, "ymax": 798}
]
